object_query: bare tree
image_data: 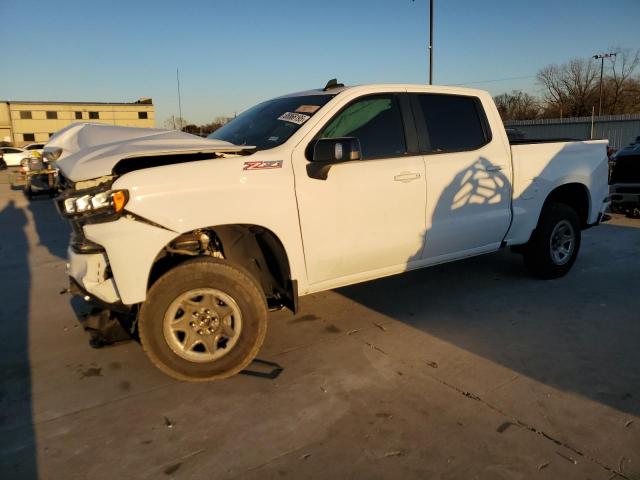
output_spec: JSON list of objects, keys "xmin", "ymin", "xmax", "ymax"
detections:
[
  {"xmin": 497, "ymin": 48, "xmax": 640, "ymax": 120},
  {"xmin": 494, "ymin": 90, "xmax": 540, "ymax": 120},
  {"xmin": 605, "ymin": 47, "xmax": 640, "ymax": 114},
  {"xmin": 537, "ymin": 58, "xmax": 599, "ymax": 117},
  {"xmin": 163, "ymin": 115, "xmax": 189, "ymax": 130}
]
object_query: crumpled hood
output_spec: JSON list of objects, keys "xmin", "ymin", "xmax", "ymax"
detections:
[{"xmin": 48, "ymin": 123, "xmax": 253, "ymax": 182}]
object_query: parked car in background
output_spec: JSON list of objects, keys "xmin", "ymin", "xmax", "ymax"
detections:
[
  {"xmin": 0, "ymin": 146, "xmax": 30, "ymax": 167},
  {"xmin": 23, "ymin": 142, "xmax": 46, "ymax": 155},
  {"xmin": 0, "ymin": 151, "xmax": 7, "ymax": 170}
]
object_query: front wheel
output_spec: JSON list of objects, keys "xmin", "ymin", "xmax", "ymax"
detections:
[
  {"xmin": 522, "ymin": 203, "xmax": 581, "ymax": 279},
  {"xmin": 138, "ymin": 258, "xmax": 267, "ymax": 381}
]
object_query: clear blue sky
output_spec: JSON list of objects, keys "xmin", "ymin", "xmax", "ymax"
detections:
[{"xmin": 1, "ymin": 0, "xmax": 638, "ymax": 125}]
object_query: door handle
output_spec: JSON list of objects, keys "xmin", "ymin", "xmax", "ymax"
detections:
[
  {"xmin": 394, "ymin": 172, "xmax": 421, "ymax": 182},
  {"xmin": 485, "ymin": 165, "xmax": 503, "ymax": 172}
]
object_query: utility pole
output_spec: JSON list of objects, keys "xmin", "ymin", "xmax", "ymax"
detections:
[
  {"xmin": 428, "ymin": 0, "xmax": 433, "ymax": 85},
  {"xmin": 593, "ymin": 52, "xmax": 616, "ymax": 116},
  {"xmin": 412, "ymin": 0, "xmax": 434, "ymax": 84},
  {"xmin": 176, "ymin": 68, "xmax": 183, "ymax": 130}
]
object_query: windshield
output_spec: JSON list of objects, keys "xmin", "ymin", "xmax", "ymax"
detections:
[{"xmin": 208, "ymin": 94, "xmax": 335, "ymax": 150}]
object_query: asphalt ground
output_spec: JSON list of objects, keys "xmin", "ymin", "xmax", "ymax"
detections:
[{"xmin": 0, "ymin": 168, "xmax": 638, "ymax": 479}]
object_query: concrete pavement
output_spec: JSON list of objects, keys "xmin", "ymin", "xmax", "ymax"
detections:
[{"xmin": 0, "ymin": 170, "xmax": 638, "ymax": 479}]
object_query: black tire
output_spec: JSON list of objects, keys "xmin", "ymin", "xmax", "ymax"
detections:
[
  {"xmin": 138, "ymin": 257, "xmax": 267, "ymax": 382},
  {"xmin": 522, "ymin": 203, "xmax": 581, "ymax": 279}
]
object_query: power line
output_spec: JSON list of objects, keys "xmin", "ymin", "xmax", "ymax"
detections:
[{"xmin": 449, "ymin": 75, "xmax": 537, "ymax": 86}]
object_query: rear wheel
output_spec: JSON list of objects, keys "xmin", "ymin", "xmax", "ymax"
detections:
[
  {"xmin": 139, "ymin": 258, "xmax": 267, "ymax": 381},
  {"xmin": 522, "ymin": 203, "xmax": 581, "ymax": 279}
]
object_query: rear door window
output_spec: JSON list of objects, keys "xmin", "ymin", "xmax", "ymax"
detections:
[{"xmin": 415, "ymin": 94, "xmax": 490, "ymax": 153}]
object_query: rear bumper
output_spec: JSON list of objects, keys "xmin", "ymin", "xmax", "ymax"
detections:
[{"xmin": 610, "ymin": 183, "xmax": 640, "ymax": 205}]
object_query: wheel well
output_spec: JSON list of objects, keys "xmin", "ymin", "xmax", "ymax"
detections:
[
  {"xmin": 148, "ymin": 225, "xmax": 297, "ymax": 312},
  {"xmin": 545, "ymin": 183, "xmax": 590, "ymax": 228}
]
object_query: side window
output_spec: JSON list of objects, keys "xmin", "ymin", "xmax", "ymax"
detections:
[
  {"xmin": 23, "ymin": 133, "xmax": 35, "ymax": 142},
  {"xmin": 20, "ymin": 111, "xmax": 32, "ymax": 119},
  {"xmin": 75, "ymin": 111, "xmax": 83, "ymax": 119},
  {"xmin": 416, "ymin": 94, "xmax": 489, "ymax": 153},
  {"xmin": 320, "ymin": 95, "xmax": 406, "ymax": 160},
  {"xmin": 89, "ymin": 111, "xmax": 99, "ymax": 119},
  {"xmin": 46, "ymin": 111, "xmax": 58, "ymax": 119}
]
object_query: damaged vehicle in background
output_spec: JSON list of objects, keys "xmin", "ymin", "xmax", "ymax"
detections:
[{"xmin": 47, "ymin": 81, "xmax": 610, "ymax": 382}]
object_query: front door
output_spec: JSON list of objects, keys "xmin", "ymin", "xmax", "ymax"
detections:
[{"xmin": 292, "ymin": 93, "xmax": 427, "ymax": 286}]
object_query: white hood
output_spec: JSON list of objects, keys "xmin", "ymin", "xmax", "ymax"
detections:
[{"xmin": 48, "ymin": 123, "xmax": 253, "ymax": 182}]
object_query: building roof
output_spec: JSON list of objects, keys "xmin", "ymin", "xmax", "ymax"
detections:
[{"xmin": 2, "ymin": 99, "xmax": 153, "ymax": 106}]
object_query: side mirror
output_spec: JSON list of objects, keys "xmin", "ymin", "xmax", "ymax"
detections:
[
  {"xmin": 308, "ymin": 137, "xmax": 362, "ymax": 180},
  {"xmin": 312, "ymin": 137, "xmax": 362, "ymax": 163}
]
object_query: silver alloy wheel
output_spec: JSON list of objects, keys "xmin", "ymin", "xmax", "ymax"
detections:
[
  {"xmin": 549, "ymin": 219, "xmax": 575, "ymax": 266},
  {"xmin": 163, "ymin": 288, "xmax": 242, "ymax": 363}
]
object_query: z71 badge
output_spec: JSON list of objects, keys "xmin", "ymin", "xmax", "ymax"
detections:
[{"xmin": 243, "ymin": 160, "xmax": 283, "ymax": 170}]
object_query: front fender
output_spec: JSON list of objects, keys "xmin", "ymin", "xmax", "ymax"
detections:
[
  {"xmin": 83, "ymin": 217, "xmax": 177, "ymax": 305},
  {"xmin": 111, "ymin": 152, "xmax": 307, "ymax": 293}
]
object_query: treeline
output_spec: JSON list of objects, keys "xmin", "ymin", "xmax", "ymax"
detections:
[
  {"xmin": 164, "ymin": 116, "xmax": 233, "ymax": 136},
  {"xmin": 494, "ymin": 47, "xmax": 640, "ymax": 121}
]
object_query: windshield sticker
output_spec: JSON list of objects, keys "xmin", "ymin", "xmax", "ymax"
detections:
[
  {"xmin": 243, "ymin": 160, "xmax": 283, "ymax": 171},
  {"xmin": 268, "ymin": 136, "xmax": 279, "ymax": 142},
  {"xmin": 278, "ymin": 112, "xmax": 310, "ymax": 125},
  {"xmin": 295, "ymin": 105, "xmax": 321, "ymax": 114}
]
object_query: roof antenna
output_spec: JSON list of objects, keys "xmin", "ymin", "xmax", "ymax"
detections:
[{"xmin": 323, "ymin": 78, "xmax": 344, "ymax": 91}]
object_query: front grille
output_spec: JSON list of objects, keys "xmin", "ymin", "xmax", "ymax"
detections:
[
  {"xmin": 56, "ymin": 172, "xmax": 105, "ymax": 253},
  {"xmin": 56, "ymin": 172, "xmax": 75, "ymax": 193}
]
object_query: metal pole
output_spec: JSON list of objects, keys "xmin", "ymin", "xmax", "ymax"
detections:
[
  {"xmin": 590, "ymin": 105, "xmax": 595, "ymax": 139},
  {"xmin": 598, "ymin": 56, "xmax": 604, "ymax": 116},
  {"xmin": 429, "ymin": 0, "xmax": 433, "ymax": 85},
  {"xmin": 177, "ymin": 68, "xmax": 183, "ymax": 131},
  {"xmin": 593, "ymin": 52, "xmax": 616, "ymax": 117}
]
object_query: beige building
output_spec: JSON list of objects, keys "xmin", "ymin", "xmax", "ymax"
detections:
[{"xmin": 0, "ymin": 99, "xmax": 155, "ymax": 146}]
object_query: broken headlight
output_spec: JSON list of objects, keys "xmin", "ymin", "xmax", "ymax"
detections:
[
  {"xmin": 61, "ymin": 190, "xmax": 128, "ymax": 217},
  {"xmin": 43, "ymin": 147, "xmax": 63, "ymax": 162}
]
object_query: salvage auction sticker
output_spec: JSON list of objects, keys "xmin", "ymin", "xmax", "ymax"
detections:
[
  {"xmin": 243, "ymin": 160, "xmax": 283, "ymax": 170},
  {"xmin": 277, "ymin": 112, "xmax": 310, "ymax": 125}
]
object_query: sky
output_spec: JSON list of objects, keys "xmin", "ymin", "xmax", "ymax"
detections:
[{"xmin": 1, "ymin": 0, "xmax": 639, "ymax": 126}]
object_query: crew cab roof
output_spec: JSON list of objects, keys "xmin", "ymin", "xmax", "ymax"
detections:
[{"xmin": 278, "ymin": 83, "xmax": 489, "ymax": 99}]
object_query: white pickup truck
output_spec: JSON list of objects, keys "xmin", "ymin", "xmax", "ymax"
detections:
[{"xmin": 48, "ymin": 82, "xmax": 609, "ymax": 381}]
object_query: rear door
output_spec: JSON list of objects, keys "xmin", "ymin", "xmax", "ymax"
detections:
[{"xmin": 411, "ymin": 93, "xmax": 512, "ymax": 260}]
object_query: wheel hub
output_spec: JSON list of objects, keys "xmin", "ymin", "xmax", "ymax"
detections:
[
  {"xmin": 549, "ymin": 219, "xmax": 575, "ymax": 266},
  {"xmin": 190, "ymin": 309, "xmax": 220, "ymax": 335},
  {"xmin": 163, "ymin": 288, "xmax": 242, "ymax": 363}
]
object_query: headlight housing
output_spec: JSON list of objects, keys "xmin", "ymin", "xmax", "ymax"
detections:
[
  {"xmin": 43, "ymin": 147, "xmax": 63, "ymax": 162},
  {"xmin": 60, "ymin": 189, "xmax": 128, "ymax": 217}
]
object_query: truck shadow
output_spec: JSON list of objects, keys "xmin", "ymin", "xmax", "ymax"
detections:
[
  {"xmin": 338, "ymin": 144, "xmax": 640, "ymax": 418},
  {"xmin": 0, "ymin": 200, "xmax": 37, "ymax": 479},
  {"xmin": 25, "ymin": 195, "xmax": 69, "ymax": 261}
]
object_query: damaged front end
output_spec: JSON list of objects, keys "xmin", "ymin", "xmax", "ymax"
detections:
[{"xmin": 56, "ymin": 172, "xmax": 130, "ymax": 309}]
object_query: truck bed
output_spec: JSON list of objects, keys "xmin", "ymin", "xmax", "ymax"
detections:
[{"xmin": 506, "ymin": 139, "xmax": 609, "ymax": 245}]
